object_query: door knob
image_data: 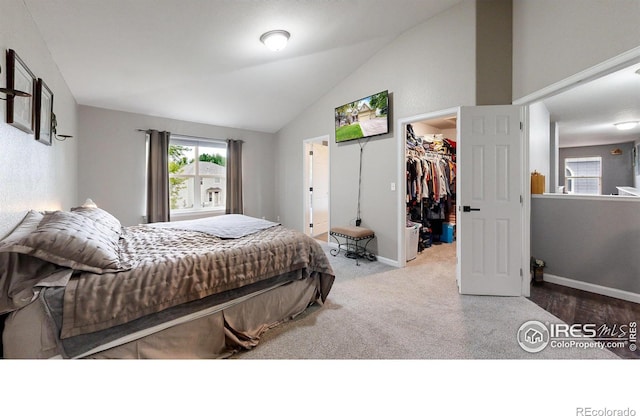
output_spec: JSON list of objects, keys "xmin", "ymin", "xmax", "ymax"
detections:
[{"xmin": 462, "ymin": 206, "xmax": 480, "ymax": 212}]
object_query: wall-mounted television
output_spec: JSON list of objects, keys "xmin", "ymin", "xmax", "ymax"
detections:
[{"xmin": 334, "ymin": 90, "xmax": 389, "ymax": 143}]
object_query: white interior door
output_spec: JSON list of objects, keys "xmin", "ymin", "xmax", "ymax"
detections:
[
  {"xmin": 311, "ymin": 142, "xmax": 329, "ymax": 236},
  {"xmin": 457, "ymin": 105, "xmax": 523, "ymax": 296}
]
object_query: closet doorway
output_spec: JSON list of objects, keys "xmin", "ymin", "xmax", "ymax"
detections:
[
  {"xmin": 303, "ymin": 136, "xmax": 330, "ymax": 241},
  {"xmin": 399, "ymin": 106, "xmax": 527, "ymax": 297},
  {"xmin": 403, "ymin": 112, "xmax": 458, "ymax": 269}
]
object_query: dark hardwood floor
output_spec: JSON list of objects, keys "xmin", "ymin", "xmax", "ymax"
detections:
[{"xmin": 528, "ymin": 281, "xmax": 640, "ymax": 359}]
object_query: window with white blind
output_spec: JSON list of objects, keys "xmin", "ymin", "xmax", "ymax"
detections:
[
  {"xmin": 564, "ymin": 156, "xmax": 602, "ymax": 195},
  {"xmin": 168, "ymin": 136, "xmax": 227, "ymax": 213}
]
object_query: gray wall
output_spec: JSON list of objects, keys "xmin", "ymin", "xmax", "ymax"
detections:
[
  {"xmin": 78, "ymin": 106, "xmax": 276, "ymax": 226},
  {"xmin": 0, "ymin": 0, "xmax": 78, "ymax": 238},
  {"xmin": 274, "ymin": 0, "xmax": 477, "ymax": 261},
  {"xmin": 513, "ymin": 0, "xmax": 640, "ymax": 100},
  {"xmin": 531, "ymin": 196, "xmax": 640, "ymax": 295},
  {"xmin": 559, "ymin": 142, "xmax": 635, "ymax": 195},
  {"xmin": 274, "ymin": 0, "xmax": 640, "ymax": 263},
  {"xmin": 514, "ymin": 1, "xmax": 640, "ymax": 297},
  {"xmin": 475, "ymin": 0, "xmax": 512, "ymax": 105}
]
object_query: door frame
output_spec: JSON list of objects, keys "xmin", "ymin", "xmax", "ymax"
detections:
[
  {"xmin": 397, "ymin": 106, "xmax": 531, "ymax": 296},
  {"xmin": 396, "ymin": 107, "xmax": 461, "ymax": 268},
  {"xmin": 512, "ymin": 46, "xmax": 640, "ymax": 296},
  {"xmin": 302, "ymin": 134, "xmax": 331, "ymax": 238},
  {"xmin": 395, "ymin": 47, "xmax": 640, "ymax": 295}
]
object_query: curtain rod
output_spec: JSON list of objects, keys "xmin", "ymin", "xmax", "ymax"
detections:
[{"xmin": 136, "ymin": 129, "xmax": 243, "ymax": 143}]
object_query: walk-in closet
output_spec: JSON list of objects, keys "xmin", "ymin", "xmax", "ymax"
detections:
[{"xmin": 405, "ymin": 116, "xmax": 457, "ymax": 263}]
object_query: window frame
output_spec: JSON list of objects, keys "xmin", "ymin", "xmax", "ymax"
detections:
[
  {"xmin": 564, "ymin": 156, "xmax": 602, "ymax": 195},
  {"xmin": 168, "ymin": 135, "xmax": 227, "ymax": 215}
]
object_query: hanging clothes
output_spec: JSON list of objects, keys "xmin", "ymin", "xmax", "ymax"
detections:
[{"xmin": 405, "ymin": 124, "xmax": 457, "ymax": 238}]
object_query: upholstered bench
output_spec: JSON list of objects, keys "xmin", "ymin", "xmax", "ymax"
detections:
[{"xmin": 329, "ymin": 226, "xmax": 376, "ymax": 265}]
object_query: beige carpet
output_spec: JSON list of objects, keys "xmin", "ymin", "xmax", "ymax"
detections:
[{"xmin": 235, "ymin": 241, "xmax": 618, "ymax": 359}]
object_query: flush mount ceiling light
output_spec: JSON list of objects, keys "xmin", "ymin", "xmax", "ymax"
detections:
[
  {"xmin": 614, "ymin": 121, "xmax": 640, "ymax": 130},
  {"xmin": 260, "ymin": 30, "xmax": 290, "ymax": 51}
]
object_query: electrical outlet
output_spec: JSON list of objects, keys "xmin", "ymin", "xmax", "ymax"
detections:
[{"xmin": 390, "ymin": 182, "xmax": 396, "ymax": 191}]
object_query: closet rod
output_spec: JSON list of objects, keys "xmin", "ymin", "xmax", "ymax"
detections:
[{"xmin": 407, "ymin": 149, "xmax": 453, "ymax": 159}]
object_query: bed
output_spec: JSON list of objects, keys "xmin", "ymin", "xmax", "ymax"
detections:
[{"xmin": 0, "ymin": 208, "xmax": 335, "ymax": 359}]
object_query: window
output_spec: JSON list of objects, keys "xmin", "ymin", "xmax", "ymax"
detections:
[
  {"xmin": 168, "ymin": 136, "xmax": 227, "ymax": 213},
  {"xmin": 564, "ymin": 156, "xmax": 602, "ymax": 195}
]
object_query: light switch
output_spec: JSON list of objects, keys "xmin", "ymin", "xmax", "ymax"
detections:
[{"xmin": 390, "ymin": 182, "xmax": 396, "ymax": 191}]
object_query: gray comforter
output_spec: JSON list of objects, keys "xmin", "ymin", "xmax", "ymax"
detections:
[{"xmin": 60, "ymin": 217, "xmax": 334, "ymax": 338}]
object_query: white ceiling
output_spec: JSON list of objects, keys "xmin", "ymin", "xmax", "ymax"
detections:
[
  {"xmin": 541, "ymin": 62, "xmax": 640, "ymax": 148},
  {"xmin": 23, "ymin": 0, "xmax": 462, "ymax": 133},
  {"xmin": 23, "ymin": 1, "xmax": 640, "ymax": 145}
]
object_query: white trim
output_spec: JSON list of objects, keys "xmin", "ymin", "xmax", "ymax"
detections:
[
  {"xmin": 543, "ymin": 273, "xmax": 640, "ymax": 305},
  {"xmin": 513, "ymin": 46, "xmax": 640, "ymax": 105},
  {"xmin": 375, "ymin": 255, "xmax": 399, "ymax": 268},
  {"xmin": 396, "ymin": 107, "xmax": 459, "ymax": 268},
  {"xmin": 302, "ymin": 135, "xmax": 331, "ymax": 237},
  {"xmin": 533, "ymin": 194, "xmax": 640, "ymax": 202},
  {"xmin": 520, "ymin": 105, "xmax": 531, "ymax": 297}
]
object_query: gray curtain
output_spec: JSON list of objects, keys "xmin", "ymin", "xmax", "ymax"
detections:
[
  {"xmin": 147, "ymin": 130, "xmax": 170, "ymax": 223},
  {"xmin": 226, "ymin": 139, "xmax": 244, "ymax": 214}
]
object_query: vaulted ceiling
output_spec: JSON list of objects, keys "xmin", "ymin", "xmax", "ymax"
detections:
[
  {"xmin": 24, "ymin": 0, "xmax": 462, "ymax": 133},
  {"xmin": 23, "ymin": 1, "xmax": 640, "ymax": 145},
  {"xmin": 541, "ymin": 62, "xmax": 640, "ymax": 148}
]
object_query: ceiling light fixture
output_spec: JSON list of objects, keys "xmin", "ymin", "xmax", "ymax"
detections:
[
  {"xmin": 614, "ymin": 121, "xmax": 639, "ymax": 131},
  {"xmin": 260, "ymin": 30, "xmax": 290, "ymax": 51}
]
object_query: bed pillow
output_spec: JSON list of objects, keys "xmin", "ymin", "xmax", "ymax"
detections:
[
  {"xmin": 0, "ymin": 210, "xmax": 131, "ymax": 274},
  {"xmin": 0, "ymin": 210, "xmax": 44, "ymax": 243},
  {"xmin": 71, "ymin": 206, "xmax": 123, "ymax": 237}
]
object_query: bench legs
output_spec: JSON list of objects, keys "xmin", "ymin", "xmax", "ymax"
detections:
[{"xmin": 329, "ymin": 232, "xmax": 376, "ymax": 266}]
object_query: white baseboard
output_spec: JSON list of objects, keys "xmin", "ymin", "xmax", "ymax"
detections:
[
  {"xmin": 376, "ymin": 256, "xmax": 399, "ymax": 268},
  {"xmin": 543, "ymin": 273, "xmax": 640, "ymax": 304}
]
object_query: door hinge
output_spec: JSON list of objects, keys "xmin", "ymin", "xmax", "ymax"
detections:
[
  {"xmin": 520, "ymin": 195, "xmax": 523, "ymax": 204},
  {"xmin": 520, "ymin": 268, "xmax": 523, "ymax": 277},
  {"xmin": 519, "ymin": 122, "xmax": 523, "ymax": 130},
  {"xmin": 309, "ymin": 150, "xmax": 313, "ymax": 156},
  {"xmin": 309, "ymin": 187, "xmax": 313, "ymax": 192},
  {"xmin": 309, "ymin": 223, "xmax": 313, "ymax": 229}
]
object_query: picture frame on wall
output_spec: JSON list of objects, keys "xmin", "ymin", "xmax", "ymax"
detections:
[
  {"xmin": 6, "ymin": 49, "xmax": 36, "ymax": 133},
  {"xmin": 35, "ymin": 78, "xmax": 54, "ymax": 146}
]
